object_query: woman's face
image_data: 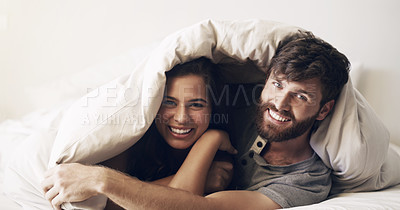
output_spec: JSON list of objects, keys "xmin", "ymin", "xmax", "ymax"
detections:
[{"xmin": 155, "ymin": 74, "xmax": 211, "ymax": 150}]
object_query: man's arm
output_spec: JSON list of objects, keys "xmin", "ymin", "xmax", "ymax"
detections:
[
  {"xmin": 101, "ymin": 166, "xmax": 281, "ymax": 210},
  {"xmin": 42, "ymin": 163, "xmax": 280, "ymax": 210}
]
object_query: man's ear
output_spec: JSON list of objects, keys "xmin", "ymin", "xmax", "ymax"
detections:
[{"xmin": 316, "ymin": 100, "xmax": 335, "ymax": 121}]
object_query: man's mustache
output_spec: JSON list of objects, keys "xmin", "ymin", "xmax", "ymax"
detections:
[{"xmin": 257, "ymin": 101, "xmax": 294, "ymax": 120}]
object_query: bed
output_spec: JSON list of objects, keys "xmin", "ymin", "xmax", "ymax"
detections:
[{"xmin": 1, "ymin": 19, "xmax": 400, "ymax": 209}]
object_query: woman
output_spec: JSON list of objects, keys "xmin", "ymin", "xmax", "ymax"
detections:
[{"xmin": 103, "ymin": 57, "xmax": 236, "ymax": 208}]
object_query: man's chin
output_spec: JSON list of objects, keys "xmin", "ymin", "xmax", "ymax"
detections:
[{"xmin": 257, "ymin": 124, "xmax": 297, "ymax": 142}]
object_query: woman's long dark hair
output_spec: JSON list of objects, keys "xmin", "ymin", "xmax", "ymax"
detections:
[{"xmin": 126, "ymin": 57, "xmax": 220, "ymax": 181}]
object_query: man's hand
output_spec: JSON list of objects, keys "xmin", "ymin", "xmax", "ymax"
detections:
[{"xmin": 41, "ymin": 163, "xmax": 104, "ymax": 210}]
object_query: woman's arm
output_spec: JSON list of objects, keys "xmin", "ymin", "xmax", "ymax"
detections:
[
  {"xmin": 168, "ymin": 129, "xmax": 237, "ymax": 195},
  {"xmin": 150, "ymin": 154, "xmax": 234, "ymax": 194}
]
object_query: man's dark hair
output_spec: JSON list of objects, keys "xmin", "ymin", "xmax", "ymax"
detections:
[{"xmin": 267, "ymin": 31, "xmax": 350, "ymax": 106}]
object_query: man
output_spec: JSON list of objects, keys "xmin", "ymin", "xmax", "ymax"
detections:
[{"xmin": 41, "ymin": 32, "xmax": 349, "ymax": 209}]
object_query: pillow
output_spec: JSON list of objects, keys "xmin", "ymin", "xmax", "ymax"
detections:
[{"xmin": 310, "ymin": 77, "xmax": 397, "ymax": 193}]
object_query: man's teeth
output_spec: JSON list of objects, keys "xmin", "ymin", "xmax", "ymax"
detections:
[
  {"xmin": 269, "ymin": 110, "xmax": 290, "ymax": 122},
  {"xmin": 170, "ymin": 127, "xmax": 192, "ymax": 134}
]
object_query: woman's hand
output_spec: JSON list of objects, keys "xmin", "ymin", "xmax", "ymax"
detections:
[
  {"xmin": 204, "ymin": 154, "xmax": 234, "ymax": 194},
  {"xmin": 201, "ymin": 129, "xmax": 237, "ymax": 155},
  {"xmin": 168, "ymin": 129, "xmax": 236, "ymax": 195}
]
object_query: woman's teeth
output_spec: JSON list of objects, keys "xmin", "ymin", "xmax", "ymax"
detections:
[
  {"xmin": 170, "ymin": 127, "xmax": 192, "ymax": 134},
  {"xmin": 269, "ymin": 110, "xmax": 290, "ymax": 122}
]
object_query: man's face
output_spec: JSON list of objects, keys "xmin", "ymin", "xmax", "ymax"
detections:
[{"xmin": 256, "ymin": 73, "xmax": 328, "ymax": 142}]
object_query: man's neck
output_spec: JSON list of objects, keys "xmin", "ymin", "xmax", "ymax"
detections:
[{"xmin": 261, "ymin": 131, "xmax": 314, "ymax": 166}]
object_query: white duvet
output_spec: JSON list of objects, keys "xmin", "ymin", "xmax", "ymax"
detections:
[{"xmin": 2, "ymin": 19, "xmax": 400, "ymax": 209}]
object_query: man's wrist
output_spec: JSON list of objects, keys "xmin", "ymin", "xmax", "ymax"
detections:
[{"xmin": 96, "ymin": 166, "xmax": 112, "ymax": 195}]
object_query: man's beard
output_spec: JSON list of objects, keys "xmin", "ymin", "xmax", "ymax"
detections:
[{"xmin": 256, "ymin": 101, "xmax": 319, "ymax": 142}]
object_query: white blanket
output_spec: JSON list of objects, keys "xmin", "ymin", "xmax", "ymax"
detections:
[{"xmin": 4, "ymin": 19, "xmax": 400, "ymax": 209}]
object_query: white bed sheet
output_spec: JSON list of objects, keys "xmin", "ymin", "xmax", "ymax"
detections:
[
  {"xmin": 1, "ymin": 107, "xmax": 400, "ymax": 209},
  {"xmin": 292, "ymin": 184, "xmax": 400, "ymax": 210},
  {"xmin": 0, "ymin": 106, "xmax": 68, "ymax": 210},
  {"xmin": 0, "ymin": 183, "xmax": 21, "ymax": 210}
]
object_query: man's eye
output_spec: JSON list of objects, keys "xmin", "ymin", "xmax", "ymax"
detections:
[
  {"xmin": 296, "ymin": 94, "xmax": 308, "ymax": 101},
  {"xmin": 273, "ymin": 82, "xmax": 282, "ymax": 88}
]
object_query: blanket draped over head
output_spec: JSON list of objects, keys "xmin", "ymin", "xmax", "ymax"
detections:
[
  {"xmin": 50, "ymin": 19, "xmax": 400, "ymax": 193},
  {"xmin": 6, "ymin": 19, "xmax": 400, "ymax": 210}
]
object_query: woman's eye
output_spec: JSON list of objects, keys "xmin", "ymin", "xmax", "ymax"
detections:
[
  {"xmin": 162, "ymin": 100, "xmax": 176, "ymax": 107},
  {"xmin": 189, "ymin": 103, "xmax": 205, "ymax": 108}
]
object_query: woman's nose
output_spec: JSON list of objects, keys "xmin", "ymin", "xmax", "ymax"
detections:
[{"xmin": 173, "ymin": 105, "xmax": 189, "ymax": 124}]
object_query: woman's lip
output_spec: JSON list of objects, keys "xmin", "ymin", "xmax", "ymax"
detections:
[{"xmin": 168, "ymin": 126, "xmax": 193, "ymax": 138}]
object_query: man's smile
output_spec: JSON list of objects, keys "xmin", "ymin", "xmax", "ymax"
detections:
[{"xmin": 268, "ymin": 109, "xmax": 291, "ymax": 122}]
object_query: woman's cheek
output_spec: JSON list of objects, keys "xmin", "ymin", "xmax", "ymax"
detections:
[
  {"xmin": 156, "ymin": 109, "xmax": 173, "ymax": 123},
  {"xmin": 192, "ymin": 110, "xmax": 211, "ymax": 126}
]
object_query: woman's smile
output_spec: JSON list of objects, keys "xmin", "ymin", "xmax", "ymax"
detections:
[{"xmin": 168, "ymin": 126, "xmax": 193, "ymax": 138}]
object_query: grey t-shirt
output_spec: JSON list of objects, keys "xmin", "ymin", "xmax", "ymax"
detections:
[
  {"xmin": 232, "ymin": 137, "xmax": 331, "ymax": 208},
  {"xmin": 225, "ymin": 84, "xmax": 331, "ymax": 208}
]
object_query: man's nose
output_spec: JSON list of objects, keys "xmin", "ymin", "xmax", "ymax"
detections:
[
  {"xmin": 173, "ymin": 105, "xmax": 189, "ymax": 124},
  {"xmin": 274, "ymin": 93, "xmax": 290, "ymax": 111}
]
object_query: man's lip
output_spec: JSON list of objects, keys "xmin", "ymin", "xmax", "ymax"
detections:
[{"xmin": 267, "ymin": 108, "xmax": 291, "ymax": 123}]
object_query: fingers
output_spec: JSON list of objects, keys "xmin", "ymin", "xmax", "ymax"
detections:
[
  {"xmin": 41, "ymin": 174, "xmax": 54, "ymax": 193},
  {"xmin": 43, "ymin": 166, "xmax": 58, "ymax": 179},
  {"xmin": 41, "ymin": 166, "xmax": 61, "ymax": 209},
  {"xmin": 44, "ymin": 185, "xmax": 59, "ymax": 202},
  {"xmin": 226, "ymin": 146, "xmax": 238, "ymax": 155},
  {"xmin": 205, "ymin": 161, "xmax": 234, "ymax": 193},
  {"xmin": 51, "ymin": 194, "xmax": 63, "ymax": 210}
]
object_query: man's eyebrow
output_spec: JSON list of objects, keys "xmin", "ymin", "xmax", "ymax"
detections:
[
  {"xmin": 271, "ymin": 76, "xmax": 316, "ymax": 96},
  {"xmin": 295, "ymin": 89, "xmax": 312, "ymax": 96},
  {"xmin": 271, "ymin": 75, "xmax": 284, "ymax": 82}
]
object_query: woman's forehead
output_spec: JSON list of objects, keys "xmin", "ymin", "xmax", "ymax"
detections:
[{"xmin": 165, "ymin": 75, "xmax": 208, "ymax": 98}]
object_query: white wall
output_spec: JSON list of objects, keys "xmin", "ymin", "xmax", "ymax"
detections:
[{"xmin": 1, "ymin": 0, "xmax": 399, "ymax": 143}]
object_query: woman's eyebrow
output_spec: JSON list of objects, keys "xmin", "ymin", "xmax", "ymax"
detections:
[
  {"xmin": 165, "ymin": 96, "xmax": 208, "ymax": 103},
  {"xmin": 165, "ymin": 96, "xmax": 177, "ymax": 100},
  {"xmin": 188, "ymin": 98, "xmax": 208, "ymax": 103}
]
